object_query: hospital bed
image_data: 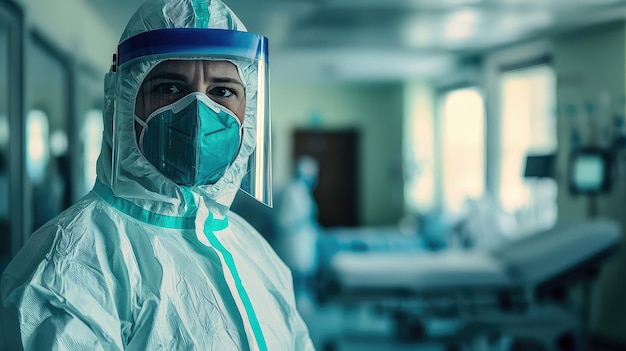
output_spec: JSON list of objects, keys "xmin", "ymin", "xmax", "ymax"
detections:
[{"xmin": 318, "ymin": 219, "xmax": 622, "ymax": 351}]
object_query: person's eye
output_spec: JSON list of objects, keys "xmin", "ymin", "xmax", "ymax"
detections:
[
  {"xmin": 157, "ymin": 83, "xmax": 181, "ymax": 95},
  {"xmin": 209, "ymin": 87, "xmax": 235, "ymax": 98}
]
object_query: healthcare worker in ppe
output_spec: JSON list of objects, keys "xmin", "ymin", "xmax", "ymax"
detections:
[{"xmin": 0, "ymin": 0, "xmax": 315, "ymax": 350}]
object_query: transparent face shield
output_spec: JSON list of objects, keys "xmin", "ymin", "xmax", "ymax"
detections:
[{"xmin": 112, "ymin": 28, "xmax": 272, "ymax": 206}]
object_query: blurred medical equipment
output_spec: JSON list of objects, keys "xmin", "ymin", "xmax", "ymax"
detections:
[
  {"xmin": 524, "ymin": 154, "xmax": 556, "ymax": 179},
  {"xmin": 318, "ymin": 219, "xmax": 621, "ymax": 351},
  {"xmin": 568, "ymin": 147, "xmax": 613, "ymax": 219},
  {"xmin": 522, "ymin": 153, "xmax": 558, "ymax": 234},
  {"xmin": 568, "ymin": 147, "xmax": 612, "ymax": 196}
]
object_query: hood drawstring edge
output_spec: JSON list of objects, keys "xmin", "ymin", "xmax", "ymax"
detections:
[{"xmin": 93, "ymin": 179, "xmax": 197, "ymax": 229}]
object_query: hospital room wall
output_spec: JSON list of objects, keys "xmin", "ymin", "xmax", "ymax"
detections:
[
  {"xmin": 13, "ymin": 0, "xmax": 115, "ymax": 73},
  {"xmin": 554, "ymin": 22, "xmax": 626, "ymax": 221},
  {"xmin": 270, "ymin": 82, "xmax": 405, "ymax": 227},
  {"xmin": 551, "ymin": 21, "xmax": 626, "ymax": 341}
]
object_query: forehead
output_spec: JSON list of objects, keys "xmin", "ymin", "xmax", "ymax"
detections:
[{"xmin": 144, "ymin": 60, "xmax": 242, "ymax": 82}]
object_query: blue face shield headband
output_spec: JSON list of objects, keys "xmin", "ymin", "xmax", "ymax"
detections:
[
  {"xmin": 136, "ymin": 93, "xmax": 242, "ymax": 186},
  {"xmin": 112, "ymin": 28, "xmax": 273, "ymax": 206}
]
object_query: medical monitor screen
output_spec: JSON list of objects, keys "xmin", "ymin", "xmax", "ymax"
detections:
[
  {"xmin": 573, "ymin": 156, "xmax": 604, "ymax": 190},
  {"xmin": 524, "ymin": 154, "xmax": 556, "ymax": 179},
  {"xmin": 569, "ymin": 148, "xmax": 611, "ymax": 195}
]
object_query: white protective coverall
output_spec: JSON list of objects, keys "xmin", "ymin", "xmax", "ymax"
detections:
[{"xmin": 0, "ymin": 1, "xmax": 315, "ymax": 350}]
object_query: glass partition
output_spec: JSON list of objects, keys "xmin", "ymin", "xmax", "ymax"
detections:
[
  {"xmin": 76, "ymin": 66, "xmax": 104, "ymax": 199},
  {"xmin": 0, "ymin": 1, "xmax": 23, "ymax": 270},
  {"xmin": 0, "ymin": 19, "xmax": 10, "ymax": 269},
  {"xmin": 81, "ymin": 109, "xmax": 103, "ymax": 196}
]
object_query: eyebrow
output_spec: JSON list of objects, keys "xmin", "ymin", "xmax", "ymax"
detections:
[
  {"xmin": 210, "ymin": 77, "xmax": 244, "ymax": 87},
  {"xmin": 145, "ymin": 73, "xmax": 244, "ymax": 87},
  {"xmin": 145, "ymin": 72, "xmax": 189, "ymax": 83}
]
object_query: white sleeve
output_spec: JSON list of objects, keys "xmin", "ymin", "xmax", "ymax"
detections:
[
  {"xmin": 1, "ymin": 258, "xmax": 126, "ymax": 351},
  {"xmin": 1, "ymin": 291, "xmax": 110, "ymax": 351}
]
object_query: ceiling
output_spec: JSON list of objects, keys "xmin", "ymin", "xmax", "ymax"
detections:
[{"xmin": 85, "ymin": 0, "xmax": 626, "ymax": 82}]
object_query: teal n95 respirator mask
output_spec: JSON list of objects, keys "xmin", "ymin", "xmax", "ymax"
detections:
[{"xmin": 135, "ymin": 92, "xmax": 242, "ymax": 186}]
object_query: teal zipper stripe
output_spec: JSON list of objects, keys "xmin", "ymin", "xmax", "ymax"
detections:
[
  {"xmin": 192, "ymin": 0, "xmax": 210, "ymax": 28},
  {"xmin": 203, "ymin": 214, "xmax": 268, "ymax": 351},
  {"xmin": 93, "ymin": 180, "xmax": 197, "ymax": 230}
]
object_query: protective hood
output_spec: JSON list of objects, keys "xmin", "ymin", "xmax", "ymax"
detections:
[{"xmin": 97, "ymin": 0, "xmax": 266, "ymax": 219}]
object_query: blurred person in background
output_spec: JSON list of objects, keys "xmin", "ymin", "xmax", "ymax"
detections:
[
  {"xmin": 276, "ymin": 156, "xmax": 321, "ymax": 301},
  {"xmin": 0, "ymin": 0, "xmax": 315, "ymax": 350}
]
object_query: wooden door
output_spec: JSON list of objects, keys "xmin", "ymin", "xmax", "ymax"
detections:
[{"xmin": 293, "ymin": 129, "xmax": 359, "ymax": 228}]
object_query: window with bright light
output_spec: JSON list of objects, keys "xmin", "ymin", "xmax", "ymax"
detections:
[
  {"xmin": 26, "ymin": 110, "xmax": 50, "ymax": 184},
  {"xmin": 499, "ymin": 64, "xmax": 557, "ymax": 231},
  {"xmin": 441, "ymin": 87, "xmax": 485, "ymax": 213},
  {"xmin": 404, "ymin": 83, "xmax": 436, "ymax": 213}
]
